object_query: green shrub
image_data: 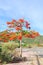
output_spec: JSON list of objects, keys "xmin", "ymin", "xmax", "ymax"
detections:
[
  {"xmin": 0, "ymin": 41, "xmax": 19, "ymax": 63},
  {"xmin": 0, "ymin": 44, "xmax": 2, "ymax": 62}
]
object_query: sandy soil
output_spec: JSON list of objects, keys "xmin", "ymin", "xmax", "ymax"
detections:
[
  {"xmin": 4, "ymin": 48, "xmax": 43, "ymax": 65},
  {"xmin": 5, "ymin": 51, "xmax": 38, "ymax": 65}
]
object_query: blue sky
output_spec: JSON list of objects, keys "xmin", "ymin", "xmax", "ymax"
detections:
[{"xmin": 0, "ymin": 0, "xmax": 43, "ymax": 35}]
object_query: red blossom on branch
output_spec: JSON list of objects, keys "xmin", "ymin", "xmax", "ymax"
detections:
[
  {"xmin": 12, "ymin": 19, "xmax": 16, "ymax": 22},
  {"xmin": 17, "ymin": 32, "xmax": 22, "ymax": 40},
  {"xmin": 4, "ymin": 39, "xmax": 8, "ymax": 42},
  {"xmin": 17, "ymin": 35, "xmax": 22, "ymax": 40},
  {"xmin": 7, "ymin": 22, "xmax": 12, "ymax": 25},
  {"xmin": 25, "ymin": 21, "xmax": 30, "ymax": 29},
  {"xmin": 0, "ymin": 38, "xmax": 2, "ymax": 41},
  {"xmin": 24, "ymin": 34, "xmax": 30, "ymax": 37},
  {"xmin": 19, "ymin": 19, "xmax": 24, "ymax": 23},
  {"xmin": 15, "ymin": 26, "xmax": 22, "ymax": 30}
]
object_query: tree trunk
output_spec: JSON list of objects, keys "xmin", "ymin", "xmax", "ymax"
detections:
[{"xmin": 20, "ymin": 40, "xmax": 22, "ymax": 57}]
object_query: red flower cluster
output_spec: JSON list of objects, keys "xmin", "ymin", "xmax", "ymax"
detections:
[
  {"xmin": 16, "ymin": 27, "xmax": 22, "ymax": 30},
  {"xmin": 17, "ymin": 32, "xmax": 22, "ymax": 40},
  {"xmin": 4, "ymin": 40, "xmax": 8, "ymax": 42},
  {"xmin": 9, "ymin": 34, "xmax": 16, "ymax": 41},
  {"xmin": 26, "ymin": 21, "xmax": 30, "ymax": 29},
  {"xmin": 7, "ymin": 22, "xmax": 11, "ymax": 25},
  {"xmin": 17, "ymin": 35, "xmax": 22, "ymax": 40},
  {"xmin": 19, "ymin": 19, "xmax": 24, "ymax": 23},
  {"xmin": 6, "ymin": 18, "xmax": 40, "ymax": 41},
  {"xmin": 0, "ymin": 38, "xmax": 2, "ymax": 41}
]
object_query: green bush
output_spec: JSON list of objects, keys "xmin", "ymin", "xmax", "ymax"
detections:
[
  {"xmin": 0, "ymin": 41, "xmax": 19, "ymax": 63},
  {"xmin": 0, "ymin": 44, "xmax": 2, "ymax": 62}
]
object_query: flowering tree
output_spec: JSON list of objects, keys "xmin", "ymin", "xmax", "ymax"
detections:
[{"xmin": 7, "ymin": 19, "xmax": 31, "ymax": 57}]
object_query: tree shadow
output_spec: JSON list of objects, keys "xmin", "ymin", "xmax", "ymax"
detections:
[{"xmin": 11, "ymin": 57, "xmax": 28, "ymax": 63}]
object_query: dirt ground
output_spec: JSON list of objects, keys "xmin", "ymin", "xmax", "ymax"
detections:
[
  {"xmin": 5, "ymin": 51, "xmax": 39, "ymax": 65},
  {"xmin": 3, "ymin": 48, "xmax": 43, "ymax": 65}
]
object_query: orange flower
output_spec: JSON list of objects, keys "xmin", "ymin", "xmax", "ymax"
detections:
[
  {"xmin": 17, "ymin": 32, "xmax": 22, "ymax": 40},
  {"xmin": 16, "ymin": 26, "xmax": 22, "ymax": 30},
  {"xmin": 6, "ymin": 34, "xmax": 9, "ymax": 36},
  {"xmin": 7, "ymin": 22, "xmax": 11, "ymax": 25},
  {"xmin": 1, "ymin": 33, "xmax": 5, "ymax": 36},
  {"xmin": 24, "ymin": 34, "xmax": 30, "ymax": 37},
  {"xmin": 35, "ymin": 32, "xmax": 40, "ymax": 36},
  {"xmin": 4, "ymin": 40, "xmax": 8, "ymax": 42},
  {"xmin": 0, "ymin": 38, "xmax": 2, "ymax": 41},
  {"xmin": 30, "ymin": 34, "xmax": 36, "ymax": 38},
  {"xmin": 9, "ymin": 35, "xmax": 16, "ymax": 41},
  {"xmin": 9, "ymin": 37, "xmax": 14, "ymax": 41},
  {"xmin": 17, "ymin": 35, "xmax": 22, "ymax": 40},
  {"xmin": 19, "ymin": 19, "xmax": 24, "ymax": 23},
  {"xmin": 12, "ymin": 19, "xmax": 16, "ymax": 23},
  {"xmin": 31, "ymin": 31, "xmax": 40, "ymax": 37}
]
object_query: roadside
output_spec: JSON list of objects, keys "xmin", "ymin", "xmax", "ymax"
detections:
[{"xmin": 3, "ymin": 48, "xmax": 43, "ymax": 65}]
